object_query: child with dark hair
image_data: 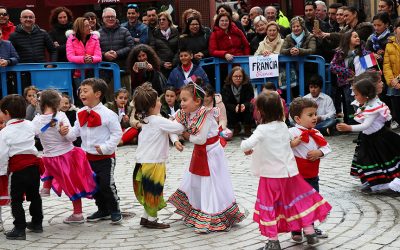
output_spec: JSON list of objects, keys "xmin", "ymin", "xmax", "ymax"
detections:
[
  {"xmin": 0, "ymin": 105, "xmax": 8, "ymax": 232},
  {"xmin": 23, "ymin": 86, "xmax": 40, "ymax": 121},
  {"xmin": 0, "ymin": 94, "xmax": 43, "ymax": 240},
  {"xmin": 132, "ymin": 82, "xmax": 184, "ymax": 229},
  {"xmin": 60, "ymin": 94, "xmax": 81, "ymax": 147},
  {"xmin": 304, "ymin": 75, "xmax": 336, "ymax": 135},
  {"xmin": 241, "ymin": 92, "xmax": 331, "ymax": 250},
  {"xmin": 105, "ymin": 88, "xmax": 138, "ymax": 146},
  {"xmin": 62, "ymin": 78, "xmax": 123, "ymax": 224},
  {"xmin": 32, "ymin": 90, "xmax": 97, "ymax": 224},
  {"xmin": 337, "ymin": 79, "xmax": 400, "ymax": 193},
  {"xmin": 169, "ymin": 83, "xmax": 245, "ymax": 233},
  {"xmin": 160, "ymin": 86, "xmax": 180, "ymax": 119}
]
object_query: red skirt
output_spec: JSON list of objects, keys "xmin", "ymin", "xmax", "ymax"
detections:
[{"xmin": 0, "ymin": 175, "xmax": 10, "ymax": 206}]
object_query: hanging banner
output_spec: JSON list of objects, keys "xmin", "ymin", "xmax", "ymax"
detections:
[{"xmin": 248, "ymin": 54, "xmax": 279, "ymax": 79}]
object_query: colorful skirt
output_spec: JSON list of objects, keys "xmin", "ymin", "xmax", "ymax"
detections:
[
  {"xmin": 133, "ymin": 163, "xmax": 166, "ymax": 217},
  {"xmin": 168, "ymin": 141, "xmax": 245, "ymax": 233},
  {"xmin": 254, "ymin": 175, "xmax": 332, "ymax": 238},
  {"xmin": 351, "ymin": 127, "xmax": 400, "ymax": 191},
  {"xmin": 0, "ymin": 175, "xmax": 10, "ymax": 206},
  {"xmin": 41, "ymin": 147, "xmax": 97, "ymax": 201}
]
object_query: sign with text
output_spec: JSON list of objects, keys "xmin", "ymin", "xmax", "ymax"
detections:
[{"xmin": 249, "ymin": 55, "xmax": 279, "ymax": 79}]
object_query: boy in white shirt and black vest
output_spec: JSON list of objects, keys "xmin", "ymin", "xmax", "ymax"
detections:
[
  {"xmin": 63, "ymin": 78, "xmax": 123, "ymax": 224},
  {"xmin": 288, "ymin": 97, "xmax": 332, "ymax": 242}
]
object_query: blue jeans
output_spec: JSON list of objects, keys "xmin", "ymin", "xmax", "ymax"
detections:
[{"xmin": 315, "ymin": 118, "xmax": 337, "ymax": 135}]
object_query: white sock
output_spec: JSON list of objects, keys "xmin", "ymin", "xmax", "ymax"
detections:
[
  {"xmin": 148, "ymin": 216, "xmax": 157, "ymax": 222},
  {"xmin": 142, "ymin": 209, "xmax": 148, "ymax": 219}
]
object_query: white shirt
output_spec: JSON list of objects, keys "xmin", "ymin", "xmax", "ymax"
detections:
[
  {"xmin": 288, "ymin": 124, "xmax": 332, "ymax": 159},
  {"xmin": 66, "ymin": 103, "xmax": 122, "ymax": 155},
  {"xmin": 32, "ymin": 112, "xmax": 74, "ymax": 157},
  {"xmin": 304, "ymin": 92, "xmax": 336, "ymax": 120},
  {"xmin": 240, "ymin": 121, "xmax": 299, "ymax": 178},
  {"xmin": 0, "ymin": 119, "xmax": 38, "ymax": 175},
  {"xmin": 188, "ymin": 110, "xmax": 219, "ymax": 145},
  {"xmin": 135, "ymin": 115, "xmax": 184, "ymax": 163}
]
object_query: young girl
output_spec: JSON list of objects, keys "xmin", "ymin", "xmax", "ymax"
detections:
[
  {"xmin": 105, "ymin": 88, "xmax": 138, "ymax": 146},
  {"xmin": 132, "ymin": 83, "xmax": 185, "ymax": 229},
  {"xmin": 337, "ymin": 79, "xmax": 400, "ymax": 192},
  {"xmin": 240, "ymin": 92, "xmax": 332, "ymax": 250},
  {"xmin": 24, "ymin": 86, "xmax": 41, "ymax": 121},
  {"xmin": 60, "ymin": 94, "xmax": 81, "ymax": 147},
  {"xmin": 160, "ymin": 86, "xmax": 180, "ymax": 119},
  {"xmin": 0, "ymin": 112, "xmax": 8, "ymax": 232},
  {"xmin": 32, "ymin": 90, "xmax": 97, "ymax": 223},
  {"xmin": 168, "ymin": 83, "xmax": 245, "ymax": 233}
]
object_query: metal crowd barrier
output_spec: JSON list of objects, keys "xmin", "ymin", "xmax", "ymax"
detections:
[
  {"xmin": 0, "ymin": 62, "xmax": 121, "ymax": 98},
  {"xmin": 200, "ymin": 55, "xmax": 327, "ymax": 103}
]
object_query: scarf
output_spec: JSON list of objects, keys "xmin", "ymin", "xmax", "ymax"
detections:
[
  {"xmin": 231, "ymin": 85, "xmax": 242, "ymax": 103},
  {"xmin": 263, "ymin": 35, "xmax": 282, "ymax": 53},
  {"xmin": 370, "ymin": 28, "xmax": 390, "ymax": 51},
  {"xmin": 161, "ymin": 28, "xmax": 171, "ymax": 40},
  {"xmin": 175, "ymin": 106, "xmax": 208, "ymax": 135},
  {"xmin": 291, "ymin": 30, "xmax": 305, "ymax": 48}
]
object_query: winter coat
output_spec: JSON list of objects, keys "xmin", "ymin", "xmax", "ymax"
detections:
[
  {"xmin": 130, "ymin": 69, "xmax": 166, "ymax": 96},
  {"xmin": 0, "ymin": 21, "xmax": 15, "ymax": 40},
  {"xmin": 121, "ymin": 21, "xmax": 149, "ymax": 45},
  {"xmin": 178, "ymin": 28, "xmax": 211, "ymax": 61},
  {"xmin": 280, "ymin": 31, "xmax": 317, "ymax": 56},
  {"xmin": 149, "ymin": 27, "xmax": 179, "ymax": 67},
  {"xmin": 48, "ymin": 22, "xmax": 73, "ymax": 62},
  {"xmin": 366, "ymin": 31, "xmax": 391, "ymax": 66},
  {"xmin": 209, "ymin": 23, "xmax": 250, "ymax": 58},
  {"xmin": 383, "ymin": 36, "xmax": 400, "ymax": 88},
  {"xmin": 166, "ymin": 63, "xmax": 209, "ymax": 89},
  {"xmin": 221, "ymin": 83, "xmax": 254, "ymax": 116},
  {"xmin": 250, "ymin": 33, "xmax": 266, "ymax": 55},
  {"xmin": 160, "ymin": 93, "xmax": 180, "ymax": 119},
  {"xmin": 329, "ymin": 22, "xmax": 374, "ymax": 45},
  {"xmin": 9, "ymin": 24, "xmax": 56, "ymax": 63},
  {"xmin": 0, "ymin": 40, "xmax": 19, "ymax": 65},
  {"xmin": 99, "ymin": 24, "xmax": 134, "ymax": 68}
]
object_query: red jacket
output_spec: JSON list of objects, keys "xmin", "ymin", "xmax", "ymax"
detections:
[
  {"xmin": 209, "ymin": 23, "xmax": 250, "ymax": 58},
  {"xmin": 1, "ymin": 21, "xmax": 15, "ymax": 40}
]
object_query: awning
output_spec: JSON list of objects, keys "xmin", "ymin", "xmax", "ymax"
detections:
[
  {"xmin": 2, "ymin": 0, "xmax": 37, "ymax": 8},
  {"xmin": 44, "ymin": 0, "xmax": 153, "ymax": 7}
]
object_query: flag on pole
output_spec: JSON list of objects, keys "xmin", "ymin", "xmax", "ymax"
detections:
[{"xmin": 354, "ymin": 53, "xmax": 378, "ymax": 76}]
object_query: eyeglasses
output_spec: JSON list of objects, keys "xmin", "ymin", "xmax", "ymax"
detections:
[
  {"xmin": 158, "ymin": 18, "xmax": 167, "ymax": 21},
  {"xmin": 22, "ymin": 16, "xmax": 35, "ymax": 19},
  {"xmin": 127, "ymin": 3, "xmax": 138, "ymax": 9},
  {"xmin": 0, "ymin": 13, "xmax": 8, "ymax": 17},
  {"xmin": 104, "ymin": 16, "xmax": 116, "ymax": 20},
  {"xmin": 87, "ymin": 16, "xmax": 96, "ymax": 20},
  {"xmin": 233, "ymin": 75, "xmax": 243, "ymax": 79}
]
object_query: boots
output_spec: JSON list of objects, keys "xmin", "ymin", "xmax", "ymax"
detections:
[{"xmin": 244, "ymin": 124, "xmax": 252, "ymax": 137}]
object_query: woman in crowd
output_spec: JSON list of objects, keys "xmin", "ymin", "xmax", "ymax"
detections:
[
  {"xmin": 378, "ymin": 0, "xmax": 398, "ymax": 27},
  {"xmin": 240, "ymin": 13, "xmax": 254, "ymax": 41},
  {"xmin": 249, "ymin": 15, "xmax": 268, "ymax": 54},
  {"xmin": 216, "ymin": 4, "xmax": 246, "ymax": 34},
  {"xmin": 336, "ymin": 7, "xmax": 346, "ymax": 31},
  {"xmin": 280, "ymin": 16, "xmax": 316, "ymax": 56},
  {"xmin": 48, "ymin": 7, "xmax": 73, "ymax": 62},
  {"xmin": 149, "ymin": 11, "xmax": 179, "ymax": 78},
  {"xmin": 255, "ymin": 21, "xmax": 284, "ymax": 56},
  {"xmin": 83, "ymin": 12, "xmax": 100, "ymax": 31}
]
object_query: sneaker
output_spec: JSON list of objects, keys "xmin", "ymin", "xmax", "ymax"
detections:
[
  {"xmin": 291, "ymin": 231, "xmax": 303, "ymax": 243},
  {"xmin": 5, "ymin": 227, "xmax": 26, "ymax": 240},
  {"xmin": 86, "ymin": 211, "xmax": 111, "ymax": 222},
  {"xmin": 263, "ymin": 240, "xmax": 281, "ymax": 250},
  {"xmin": 315, "ymin": 228, "xmax": 328, "ymax": 238},
  {"xmin": 305, "ymin": 233, "xmax": 319, "ymax": 245},
  {"xmin": 144, "ymin": 218, "xmax": 170, "ymax": 229},
  {"xmin": 40, "ymin": 188, "xmax": 50, "ymax": 197},
  {"xmin": 391, "ymin": 120, "xmax": 399, "ymax": 129},
  {"xmin": 110, "ymin": 211, "xmax": 122, "ymax": 224},
  {"xmin": 26, "ymin": 222, "xmax": 43, "ymax": 233},
  {"xmin": 63, "ymin": 214, "xmax": 85, "ymax": 224}
]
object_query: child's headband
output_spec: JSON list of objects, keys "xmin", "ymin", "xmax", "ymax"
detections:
[{"xmin": 189, "ymin": 83, "xmax": 205, "ymax": 101}]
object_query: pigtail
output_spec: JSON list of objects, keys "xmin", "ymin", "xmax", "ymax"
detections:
[{"xmin": 133, "ymin": 82, "xmax": 158, "ymax": 124}]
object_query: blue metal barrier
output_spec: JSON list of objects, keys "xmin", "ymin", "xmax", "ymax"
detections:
[
  {"xmin": 0, "ymin": 62, "xmax": 121, "ymax": 98},
  {"xmin": 200, "ymin": 55, "xmax": 327, "ymax": 103}
]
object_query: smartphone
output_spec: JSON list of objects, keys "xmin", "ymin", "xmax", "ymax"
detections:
[
  {"xmin": 135, "ymin": 62, "xmax": 147, "ymax": 69},
  {"xmin": 313, "ymin": 19, "xmax": 320, "ymax": 31}
]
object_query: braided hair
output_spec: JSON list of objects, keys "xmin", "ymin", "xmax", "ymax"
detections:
[
  {"xmin": 39, "ymin": 89, "xmax": 62, "ymax": 127},
  {"xmin": 132, "ymin": 82, "xmax": 158, "ymax": 123}
]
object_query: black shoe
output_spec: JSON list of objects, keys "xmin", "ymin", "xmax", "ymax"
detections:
[
  {"xmin": 86, "ymin": 210, "xmax": 111, "ymax": 222},
  {"xmin": 305, "ymin": 233, "xmax": 319, "ymax": 245},
  {"xmin": 263, "ymin": 240, "xmax": 281, "ymax": 250},
  {"xmin": 5, "ymin": 227, "xmax": 26, "ymax": 240},
  {"xmin": 26, "ymin": 222, "xmax": 43, "ymax": 233},
  {"xmin": 110, "ymin": 211, "xmax": 122, "ymax": 224}
]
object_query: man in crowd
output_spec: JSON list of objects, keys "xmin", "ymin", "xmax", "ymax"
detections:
[
  {"xmin": 146, "ymin": 7, "xmax": 158, "ymax": 31},
  {"xmin": 249, "ymin": 6, "xmax": 263, "ymax": 21},
  {"xmin": 315, "ymin": 1, "xmax": 329, "ymax": 23},
  {"xmin": 304, "ymin": 1, "xmax": 329, "ymax": 33},
  {"xmin": 264, "ymin": 6, "xmax": 290, "ymax": 37},
  {"xmin": 327, "ymin": 3, "xmax": 343, "ymax": 32},
  {"xmin": 122, "ymin": 3, "xmax": 148, "ymax": 45},
  {"xmin": 0, "ymin": 6, "xmax": 15, "ymax": 40}
]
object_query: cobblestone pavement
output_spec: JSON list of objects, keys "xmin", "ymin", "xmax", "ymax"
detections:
[{"xmin": 1, "ymin": 133, "xmax": 400, "ymax": 250}]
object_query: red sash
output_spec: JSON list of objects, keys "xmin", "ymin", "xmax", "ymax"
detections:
[
  {"xmin": 189, "ymin": 136, "xmax": 220, "ymax": 176},
  {"xmin": 8, "ymin": 154, "xmax": 44, "ymax": 174},
  {"xmin": 295, "ymin": 157, "xmax": 320, "ymax": 178},
  {"xmin": 86, "ymin": 152, "xmax": 116, "ymax": 161},
  {"xmin": 0, "ymin": 175, "xmax": 10, "ymax": 206}
]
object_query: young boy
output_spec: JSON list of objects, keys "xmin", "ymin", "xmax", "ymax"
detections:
[
  {"xmin": 304, "ymin": 75, "xmax": 336, "ymax": 135},
  {"xmin": 0, "ymin": 95, "xmax": 43, "ymax": 240},
  {"xmin": 288, "ymin": 97, "xmax": 332, "ymax": 242},
  {"xmin": 63, "ymin": 78, "xmax": 123, "ymax": 224}
]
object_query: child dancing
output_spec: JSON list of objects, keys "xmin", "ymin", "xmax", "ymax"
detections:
[
  {"xmin": 168, "ymin": 83, "xmax": 245, "ymax": 233},
  {"xmin": 132, "ymin": 83, "xmax": 184, "ymax": 229},
  {"xmin": 32, "ymin": 90, "xmax": 97, "ymax": 224},
  {"xmin": 241, "ymin": 92, "xmax": 331, "ymax": 250}
]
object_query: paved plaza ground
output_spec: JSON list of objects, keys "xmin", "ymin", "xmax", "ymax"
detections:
[{"xmin": 1, "ymin": 132, "xmax": 400, "ymax": 250}]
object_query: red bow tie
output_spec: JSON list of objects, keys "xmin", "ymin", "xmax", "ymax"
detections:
[
  {"xmin": 299, "ymin": 128, "xmax": 327, "ymax": 147},
  {"xmin": 78, "ymin": 110, "xmax": 102, "ymax": 127}
]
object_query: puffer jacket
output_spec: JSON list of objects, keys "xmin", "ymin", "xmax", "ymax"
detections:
[
  {"xmin": 0, "ymin": 40, "xmax": 19, "ymax": 65},
  {"xmin": 383, "ymin": 36, "xmax": 400, "ymax": 87},
  {"xmin": 149, "ymin": 27, "xmax": 179, "ymax": 66},
  {"xmin": 166, "ymin": 63, "xmax": 209, "ymax": 89},
  {"xmin": 280, "ymin": 31, "xmax": 316, "ymax": 56},
  {"xmin": 99, "ymin": 23, "xmax": 134, "ymax": 68},
  {"xmin": 49, "ymin": 22, "xmax": 73, "ymax": 62},
  {"xmin": 0, "ymin": 21, "xmax": 15, "ymax": 40},
  {"xmin": 209, "ymin": 22, "xmax": 250, "ymax": 58},
  {"xmin": 9, "ymin": 24, "xmax": 56, "ymax": 63}
]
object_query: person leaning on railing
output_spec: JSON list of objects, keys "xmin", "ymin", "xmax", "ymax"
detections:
[
  {"xmin": 0, "ymin": 27, "xmax": 19, "ymax": 96},
  {"xmin": 254, "ymin": 21, "xmax": 283, "ymax": 56}
]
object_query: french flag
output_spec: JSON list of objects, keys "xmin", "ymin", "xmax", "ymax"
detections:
[{"xmin": 354, "ymin": 53, "xmax": 378, "ymax": 76}]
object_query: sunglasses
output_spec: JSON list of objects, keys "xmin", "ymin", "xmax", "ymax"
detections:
[
  {"xmin": 0, "ymin": 13, "xmax": 8, "ymax": 17},
  {"xmin": 127, "ymin": 3, "xmax": 138, "ymax": 9}
]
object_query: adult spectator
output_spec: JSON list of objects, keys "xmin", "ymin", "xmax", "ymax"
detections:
[
  {"xmin": 378, "ymin": 0, "xmax": 399, "ymax": 27},
  {"xmin": 272, "ymin": 3, "xmax": 290, "ymax": 28},
  {"xmin": 209, "ymin": 13, "xmax": 250, "ymax": 61},
  {"xmin": 254, "ymin": 21, "xmax": 284, "ymax": 56},
  {"xmin": 249, "ymin": 15, "xmax": 267, "ymax": 54},
  {"xmin": 216, "ymin": 4, "xmax": 246, "ymax": 34},
  {"xmin": 240, "ymin": 13, "xmax": 254, "ymax": 40},
  {"xmin": 126, "ymin": 44, "xmax": 165, "ymax": 95},
  {"xmin": 148, "ymin": 11, "xmax": 179, "ymax": 78},
  {"xmin": 0, "ymin": 27, "xmax": 19, "ymax": 96},
  {"xmin": 0, "ymin": 6, "xmax": 15, "ymax": 40},
  {"xmin": 121, "ymin": 4, "xmax": 148, "ymax": 45},
  {"xmin": 141, "ymin": 13, "xmax": 149, "ymax": 26},
  {"xmin": 9, "ymin": 9, "xmax": 56, "ymax": 63},
  {"xmin": 146, "ymin": 7, "xmax": 158, "ymax": 31},
  {"xmin": 304, "ymin": 1, "xmax": 329, "ymax": 33},
  {"xmin": 264, "ymin": 6, "xmax": 290, "ymax": 38},
  {"xmin": 99, "ymin": 7, "xmax": 134, "ymax": 98},
  {"xmin": 48, "ymin": 7, "xmax": 73, "ymax": 62},
  {"xmin": 336, "ymin": 7, "xmax": 346, "ymax": 31},
  {"xmin": 83, "ymin": 12, "xmax": 100, "ymax": 31},
  {"xmin": 249, "ymin": 6, "xmax": 263, "ymax": 21},
  {"xmin": 327, "ymin": 3, "xmax": 343, "ymax": 32},
  {"xmin": 180, "ymin": 8, "xmax": 211, "ymax": 38},
  {"xmin": 315, "ymin": 1, "xmax": 328, "ymax": 22}
]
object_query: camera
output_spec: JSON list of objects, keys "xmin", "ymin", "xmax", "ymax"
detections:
[{"xmin": 136, "ymin": 62, "xmax": 147, "ymax": 69}]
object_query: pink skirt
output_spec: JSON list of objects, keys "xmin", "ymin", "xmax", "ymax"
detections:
[
  {"xmin": 42, "ymin": 147, "xmax": 97, "ymax": 201},
  {"xmin": 254, "ymin": 175, "xmax": 331, "ymax": 238},
  {"xmin": 0, "ymin": 175, "xmax": 10, "ymax": 206}
]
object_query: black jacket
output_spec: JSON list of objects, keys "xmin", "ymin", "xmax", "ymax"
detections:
[
  {"xmin": 250, "ymin": 33, "xmax": 266, "ymax": 55},
  {"xmin": 221, "ymin": 83, "xmax": 254, "ymax": 115},
  {"xmin": 178, "ymin": 27, "xmax": 211, "ymax": 62},
  {"xmin": 48, "ymin": 22, "xmax": 73, "ymax": 62},
  {"xmin": 9, "ymin": 24, "xmax": 56, "ymax": 63},
  {"xmin": 149, "ymin": 27, "xmax": 179, "ymax": 67}
]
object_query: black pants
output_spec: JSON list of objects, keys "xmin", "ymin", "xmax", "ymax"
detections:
[
  {"xmin": 226, "ymin": 109, "xmax": 253, "ymax": 128},
  {"xmin": 391, "ymin": 96, "xmax": 400, "ymax": 124},
  {"xmin": 10, "ymin": 166, "xmax": 43, "ymax": 230},
  {"xmin": 89, "ymin": 158, "xmax": 120, "ymax": 213}
]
